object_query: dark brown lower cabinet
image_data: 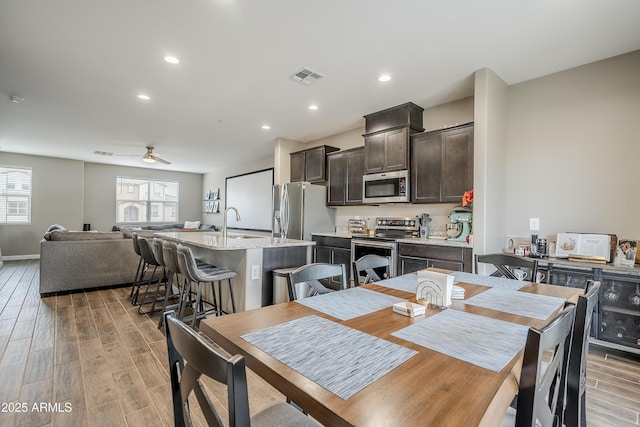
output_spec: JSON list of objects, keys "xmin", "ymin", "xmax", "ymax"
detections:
[
  {"xmin": 398, "ymin": 243, "xmax": 472, "ymax": 274},
  {"xmin": 312, "ymin": 236, "xmax": 352, "ymax": 288}
]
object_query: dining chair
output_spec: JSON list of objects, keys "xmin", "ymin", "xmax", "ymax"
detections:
[
  {"xmin": 562, "ymin": 280, "xmax": 600, "ymax": 427},
  {"xmin": 286, "ymin": 263, "xmax": 347, "ymax": 300},
  {"xmin": 475, "ymin": 253, "xmax": 539, "ymax": 281},
  {"xmin": 164, "ymin": 311, "xmax": 318, "ymax": 427},
  {"xmin": 501, "ymin": 304, "xmax": 576, "ymax": 427},
  {"xmin": 352, "ymin": 254, "xmax": 391, "ymax": 285}
]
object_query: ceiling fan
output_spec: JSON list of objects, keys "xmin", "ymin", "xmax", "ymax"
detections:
[
  {"xmin": 141, "ymin": 146, "xmax": 171, "ymax": 164},
  {"xmin": 99, "ymin": 145, "xmax": 172, "ymax": 165}
]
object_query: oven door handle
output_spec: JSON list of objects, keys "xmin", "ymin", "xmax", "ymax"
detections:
[{"xmin": 351, "ymin": 239, "xmax": 397, "ymax": 250}]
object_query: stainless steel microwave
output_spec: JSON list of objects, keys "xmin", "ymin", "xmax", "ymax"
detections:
[{"xmin": 362, "ymin": 170, "xmax": 410, "ymax": 204}]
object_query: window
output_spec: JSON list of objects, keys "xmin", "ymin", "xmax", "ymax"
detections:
[
  {"xmin": 0, "ymin": 166, "xmax": 32, "ymax": 224},
  {"xmin": 116, "ymin": 177, "xmax": 178, "ymax": 223}
]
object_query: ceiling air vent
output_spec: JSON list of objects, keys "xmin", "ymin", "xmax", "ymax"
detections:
[
  {"xmin": 94, "ymin": 151, "xmax": 114, "ymax": 156},
  {"xmin": 290, "ymin": 68, "xmax": 324, "ymax": 85}
]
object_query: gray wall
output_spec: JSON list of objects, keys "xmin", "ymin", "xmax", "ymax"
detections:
[
  {"xmin": 504, "ymin": 50, "xmax": 640, "ymax": 240},
  {"xmin": 0, "ymin": 154, "xmax": 202, "ymax": 257},
  {"xmin": 83, "ymin": 162, "xmax": 203, "ymax": 232},
  {"xmin": 0, "ymin": 153, "xmax": 84, "ymax": 257}
]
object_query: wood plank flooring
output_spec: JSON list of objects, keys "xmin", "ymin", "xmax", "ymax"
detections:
[{"xmin": 0, "ymin": 259, "xmax": 639, "ymax": 426}]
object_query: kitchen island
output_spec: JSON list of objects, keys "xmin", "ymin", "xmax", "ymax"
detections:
[{"xmin": 156, "ymin": 231, "xmax": 314, "ymax": 311}]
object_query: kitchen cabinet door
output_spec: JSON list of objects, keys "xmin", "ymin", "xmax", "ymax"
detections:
[
  {"xmin": 345, "ymin": 148, "xmax": 364, "ymax": 204},
  {"xmin": 441, "ymin": 126, "xmax": 474, "ymax": 203},
  {"xmin": 411, "ymin": 123, "xmax": 473, "ymax": 203},
  {"xmin": 327, "ymin": 147, "xmax": 364, "ymax": 206},
  {"xmin": 364, "ymin": 127, "xmax": 409, "ymax": 174},
  {"xmin": 411, "ymin": 131, "xmax": 441, "ymax": 203},
  {"xmin": 290, "ymin": 145, "xmax": 339, "ymax": 183},
  {"xmin": 399, "ymin": 256, "xmax": 430, "ymax": 275},
  {"xmin": 327, "ymin": 152, "xmax": 346, "ymax": 205}
]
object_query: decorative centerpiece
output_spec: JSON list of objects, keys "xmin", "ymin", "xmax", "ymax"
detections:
[{"xmin": 416, "ymin": 270, "xmax": 454, "ymax": 309}]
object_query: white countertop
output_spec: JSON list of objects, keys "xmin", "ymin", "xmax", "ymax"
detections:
[
  {"xmin": 156, "ymin": 231, "xmax": 315, "ymax": 250},
  {"xmin": 311, "ymin": 232, "xmax": 473, "ymax": 248}
]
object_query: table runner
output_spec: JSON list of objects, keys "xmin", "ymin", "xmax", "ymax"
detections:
[
  {"xmin": 241, "ymin": 315, "xmax": 418, "ymax": 399},
  {"xmin": 295, "ymin": 286, "xmax": 407, "ymax": 320},
  {"xmin": 451, "ymin": 271, "xmax": 528, "ymax": 291},
  {"xmin": 375, "ymin": 274, "xmax": 419, "ymax": 293},
  {"xmin": 392, "ymin": 309, "xmax": 529, "ymax": 372},
  {"xmin": 463, "ymin": 287, "xmax": 565, "ymax": 320}
]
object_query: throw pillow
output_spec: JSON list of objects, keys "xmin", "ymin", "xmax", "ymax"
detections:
[{"xmin": 183, "ymin": 220, "xmax": 201, "ymax": 230}]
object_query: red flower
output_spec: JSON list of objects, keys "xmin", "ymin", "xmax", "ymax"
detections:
[{"xmin": 462, "ymin": 189, "xmax": 474, "ymax": 207}]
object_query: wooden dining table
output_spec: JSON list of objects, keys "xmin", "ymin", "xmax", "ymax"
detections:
[{"xmin": 199, "ymin": 270, "xmax": 582, "ymax": 427}]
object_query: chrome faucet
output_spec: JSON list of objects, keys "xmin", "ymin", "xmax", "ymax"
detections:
[{"xmin": 222, "ymin": 206, "xmax": 241, "ymax": 240}]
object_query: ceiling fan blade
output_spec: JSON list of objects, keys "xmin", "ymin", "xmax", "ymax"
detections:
[{"xmin": 152, "ymin": 155, "xmax": 171, "ymax": 165}]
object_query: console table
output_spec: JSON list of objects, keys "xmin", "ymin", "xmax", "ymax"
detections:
[{"xmin": 538, "ymin": 258, "xmax": 640, "ymax": 355}]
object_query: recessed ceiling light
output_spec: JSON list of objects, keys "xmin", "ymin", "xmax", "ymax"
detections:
[
  {"xmin": 137, "ymin": 94, "xmax": 150, "ymax": 101},
  {"xmin": 378, "ymin": 74, "xmax": 391, "ymax": 82},
  {"xmin": 308, "ymin": 104, "xmax": 319, "ymax": 110},
  {"xmin": 164, "ymin": 56, "xmax": 180, "ymax": 64},
  {"xmin": 261, "ymin": 125, "xmax": 271, "ymax": 130}
]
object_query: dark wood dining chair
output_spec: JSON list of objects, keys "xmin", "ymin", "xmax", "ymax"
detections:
[
  {"xmin": 286, "ymin": 263, "xmax": 347, "ymax": 300},
  {"xmin": 501, "ymin": 304, "xmax": 576, "ymax": 427},
  {"xmin": 164, "ymin": 312, "xmax": 318, "ymax": 427},
  {"xmin": 352, "ymin": 254, "xmax": 391, "ymax": 285},
  {"xmin": 475, "ymin": 253, "xmax": 539, "ymax": 281},
  {"xmin": 562, "ymin": 280, "xmax": 601, "ymax": 427}
]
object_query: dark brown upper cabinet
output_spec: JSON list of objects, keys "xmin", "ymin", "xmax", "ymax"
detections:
[
  {"xmin": 411, "ymin": 123, "xmax": 474, "ymax": 204},
  {"xmin": 326, "ymin": 147, "xmax": 364, "ymax": 206},
  {"xmin": 363, "ymin": 102, "xmax": 424, "ymax": 174},
  {"xmin": 290, "ymin": 145, "xmax": 339, "ymax": 183}
]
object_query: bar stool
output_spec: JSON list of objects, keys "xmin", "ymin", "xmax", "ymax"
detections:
[
  {"xmin": 134, "ymin": 236, "xmax": 167, "ymax": 314},
  {"xmin": 176, "ymin": 245, "xmax": 238, "ymax": 329},
  {"xmin": 129, "ymin": 233, "xmax": 145, "ymax": 300}
]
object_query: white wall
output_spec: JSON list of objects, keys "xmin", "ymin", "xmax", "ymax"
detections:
[
  {"xmin": 474, "ymin": 69, "xmax": 509, "ymax": 256},
  {"xmin": 202, "ymin": 155, "xmax": 274, "ymax": 230},
  {"xmin": 504, "ymin": 50, "xmax": 640, "ymax": 241}
]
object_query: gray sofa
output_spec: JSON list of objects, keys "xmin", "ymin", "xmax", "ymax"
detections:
[
  {"xmin": 40, "ymin": 229, "xmax": 141, "ymax": 295},
  {"xmin": 39, "ymin": 223, "xmax": 217, "ymax": 295}
]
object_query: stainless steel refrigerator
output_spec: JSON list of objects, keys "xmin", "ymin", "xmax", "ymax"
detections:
[{"xmin": 272, "ymin": 182, "xmax": 335, "ymax": 240}]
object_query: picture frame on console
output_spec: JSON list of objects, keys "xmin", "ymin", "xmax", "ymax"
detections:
[{"xmin": 614, "ymin": 239, "xmax": 638, "ymax": 267}]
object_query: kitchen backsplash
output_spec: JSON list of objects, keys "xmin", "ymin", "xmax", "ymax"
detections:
[{"xmin": 333, "ymin": 203, "xmax": 459, "ymax": 236}]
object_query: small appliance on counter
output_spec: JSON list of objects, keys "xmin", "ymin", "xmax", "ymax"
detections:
[
  {"xmin": 447, "ymin": 206, "xmax": 472, "ymax": 242},
  {"xmin": 348, "ymin": 218, "xmax": 367, "ymax": 235},
  {"xmin": 419, "ymin": 213, "xmax": 432, "ymax": 239}
]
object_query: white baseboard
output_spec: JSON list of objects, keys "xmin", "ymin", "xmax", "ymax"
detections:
[{"xmin": 1, "ymin": 254, "xmax": 40, "ymax": 261}]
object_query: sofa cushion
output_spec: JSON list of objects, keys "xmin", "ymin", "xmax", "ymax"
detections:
[{"xmin": 47, "ymin": 231, "xmax": 125, "ymax": 241}]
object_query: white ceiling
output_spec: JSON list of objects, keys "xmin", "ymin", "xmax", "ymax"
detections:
[{"xmin": 1, "ymin": 0, "xmax": 639, "ymax": 174}]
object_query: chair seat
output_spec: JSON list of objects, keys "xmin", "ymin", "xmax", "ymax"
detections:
[
  {"xmin": 251, "ymin": 402, "xmax": 319, "ymax": 427},
  {"xmin": 191, "ymin": 266, "xmax": 237, "ymax": 283}
]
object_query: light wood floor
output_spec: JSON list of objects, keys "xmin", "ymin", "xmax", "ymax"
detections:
[{"xmin": 0, "ymin": 260, "xmax": 639, "ymax": 426}]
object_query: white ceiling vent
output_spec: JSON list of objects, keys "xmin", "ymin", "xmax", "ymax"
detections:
[
  {"xmin": 290, "ymin": 68, "xmax": 324, "ymax": 85},
  {"xmin": 94, "ymin": 151, "xmax": 114, "ymax": 156}
]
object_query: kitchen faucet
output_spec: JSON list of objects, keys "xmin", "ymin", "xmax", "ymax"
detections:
[{"xmin": 222, "ymin": 206, "xmax": 241, "ymax": 241}]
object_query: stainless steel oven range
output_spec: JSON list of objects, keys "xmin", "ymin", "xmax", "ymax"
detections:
[{"xmin": 350, "ymin": 217, "xmax": 419, "ymax": 283}]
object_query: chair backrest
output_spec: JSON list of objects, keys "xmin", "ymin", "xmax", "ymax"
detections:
[
  {"xmin": 176, "ymin": 245, "xmax": 201, "ymax": 283},
  {"xmin": 352, "ymin": 254, "xmax": 391, "ymax": 285},
  {"xmin": 164, "ymin": 311, "xmax": 251, "ymax": 427},
  {"xmin": 152, "ymin": 238, "xmax": 166, "ymax": 267},
  {"xmin": 287, "ymin": 263, "xmax": 347, "ymax": 300},
  {"xmin": 138, "ymin": 236, "xmax": 160, "ymax": 266},
  {"xmin": 162, "ymin": 240, "xmax": 181, "ymax": 274},
  {"xmin": 516, "ymin": 304, "xmax": 576, "ymax": 427},
  {"xmin": 563, "ymin": 280, "xmax": 600, "ymax": 427},
  {"xmin": 132, "ymin": 232, "xmax": 142, "ymax": 256},
  {"xmin": 475, "ymin": 253, "xmax": 539, "ymax": 281}
]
